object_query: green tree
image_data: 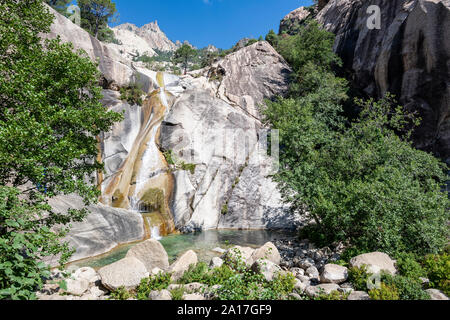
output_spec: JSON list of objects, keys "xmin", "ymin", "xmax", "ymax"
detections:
[
  {"xmin": 0, "ymin": 0, "xmax": 122, "ymax": 299},
  {"xmin": 173, "ymin": 44, "xmax": 198, "ymax": 75},
  {"xmin": 78, "ymin": 0, "xmax": 117, "ymax": 38},
  {"xmin": 264, "ymin": 21, "xmax": 449, "ymax": 256},
  {"xmin": 265, "ymin": 29, "xmax": 279, "ymax": 48}
]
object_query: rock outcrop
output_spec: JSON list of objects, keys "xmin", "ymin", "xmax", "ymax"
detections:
[
  {"xmin": 280, "ymin": 1, "xmax": 449, "ymax": 162},
  {"xmin": 114, "ymin": 21, "xmax": 178, "ymax": 52},
  {"xmin": 44, "ymin": 5, "xmax": 154, "ymax": 92},
  {"xmin": 349, "ymin": 252, "xmax": 397, "ymax": 275},
  {"xmin": 161, "ymin": 41, "xmax": 302, "ymax": 231},
  {"xmin": 47, "ymin": 194, "xmax": 144, "ymax": 264},
  {"xmin": 316, "ymin": 0, "xmax": 450, "ymax": 162},
  {"xmin": 125, "ymin": 239, "xmax": 170, "ymax": 271}
]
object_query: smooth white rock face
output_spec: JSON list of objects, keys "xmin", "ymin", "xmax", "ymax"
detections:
[
  {"xmin": 98, "ymin": 257, "xmax": 149, "ymax": 291},
  {"xmin": 320, "ymin": 264, "xmax": 349, "ymax": 284},
  {"xmin": 426, "ymin": 289, "xmax": 449, "ymax": 300},
  {"xmin": 350, "ymin": 252, "xmax": 397, "ymax": 275},
  {"xmin": 125, "ymin": 239, "xmax": 170, "ymax": 272},
  {"xmin": 46, "ymin": 194, "xmax": 144, "ymax": 265},
  {"xmin": 169, "ymin": 250, "xmax": 198, "ymax": 281},
  {"xmin": 305, "ymin": 284, "xmax": 341, "ymax": 297}
]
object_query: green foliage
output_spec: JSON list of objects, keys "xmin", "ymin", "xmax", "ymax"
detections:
[
  {"xmin": 110, "ymin": 286, "xmax": 132, "ymax": 300},
  {"xmin": 380, "ymin": 274, "xmax": 430, "ymax": 300},
  {"xmin": 136, "ymin": 272, "xmax": 172, "ymax": 300},
  {"xmin": 0, "ymin": 0, "xmax": 121, "ymax": 300},
  {"xmin": 177, "ymin": 262, "xmax": 210, "ymax": 285},
  {"xmin": 422, "ymin": 253, "xmax": 450, "ymax": 296},
  {"xmin": 119, "ymin": 84, "xmax": 145, "ymax": 106},
  {"xmin": 179, "ymin": 162, "xmax": 196, "ymax": 175},
  {"xmin": 316, "ymin": 290, "xmax": 350, "ymax": 300},
  {"xmin": 348, "ymin": 266, "xmax": 371, "ymax": 291},
  {"xmin": 395, "ymin": 252, "xmax": 425, "ymax": 281},
  {"xmin": 265, "ymin": 29, "xmax": 279, "ymax": 47},
  {"xmin": 216, "ymin": 270, "xmax": 295, "ymax": 300},
  {"xmin": 173, "ymin": 44, "xmax": 198, "ymax": 75},
  {"xmin": 369, "ymin": 283, "xmax": 400, "ymax": 300},
  {"xmin": 163, "ymin": 150, "xmax": 176, "ymax": 165},
  {"xmin": 221, "ymin": 204, "xmax": 229, "ymax": 215},
  {"xmin": 78, "ymin": 0, "xmax": 117, "ymax": 38},
  {"xmin": 170, "ymin": 286, "xmax": 185, "ymax": 300},
  {"xmin": 97, "ymin": 27, "xmax": 121, "ymax": 44}
]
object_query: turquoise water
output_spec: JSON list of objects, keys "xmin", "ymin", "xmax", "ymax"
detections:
[{"xmin": 67, "ymin": 229, "xmax": 295, "ymax": 270}]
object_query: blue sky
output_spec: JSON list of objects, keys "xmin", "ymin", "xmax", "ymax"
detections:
[{"xmin": 108, "ymin": 0, "xmax": 313, "ymax": 49}]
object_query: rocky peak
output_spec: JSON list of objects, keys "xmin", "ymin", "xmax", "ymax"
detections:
[
  {"xmin": 279, "ymin": 7, "xmax": 312, "ymax": 35},
  {"xmin": 114, "ymin": 21, "xmax": 177, "ymax": 52}
]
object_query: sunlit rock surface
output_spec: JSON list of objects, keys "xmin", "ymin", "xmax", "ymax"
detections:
[{"xmin": 316, "ymin": 0, "xmax": 450, "ymax": 161}]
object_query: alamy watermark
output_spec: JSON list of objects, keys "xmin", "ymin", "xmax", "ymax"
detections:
[{"xmin": 367, "ymin": 5, "xmax": 381, "ymax": 30}]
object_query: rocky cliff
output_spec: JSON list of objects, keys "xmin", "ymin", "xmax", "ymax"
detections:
[
  {"xmin": 282, "ymin": 0, "xmax": 450, "ymax": 163},
  {"xmin": 44, "ymin": 6, "xmax": 303, "ymax": 263},
  {"xmin": 114, "ymin": 21, "xmax": 178, "ymax": 52}
]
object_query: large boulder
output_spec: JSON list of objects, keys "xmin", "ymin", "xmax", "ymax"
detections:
[
  {"xmin": 251, "ymin": 259, "xmax": 282, "ymax": 282},
  {"xmin": 315, "ymin": 0, "xmax": 450, "ymax": 162},
  {"xmin": 426, "ymin": 289, "xmax": 449, "ymax": 300},
  {"xmin": 72, "ymin": 267, "xmax": 99, "ymax": 284},
  {"xmin": 44, "ymin": 5, "xmax": 155, "ymax": 92},
  {"xmin": 46, "ymin": 194, "xmax": 144, "ymax": 266},
  {"xmin": 64, "ymin": 279, "xmax": 89, "ymax": 296},
  {"xmin": 347, "ymin": 291, "xmax": 371, "ymax": 301},
  {"xmin": 169, "ymin": 250, "xmax": 198, "ymax": 281},
  {"xmin": 98, "ymin": 257, "xmax": 149, "ymax": 291},
  {"xmin": 305, "ymin": 284, "xmax": 341, "ymax": 297},
  {"xmin": 251, "ymin": 242, "xmax": 282, "ymax": 265},
  {"xmin": 320, "ymin": 264, "xmax": 349, "ymax": 284},
  {"xmin": 349, "ymin": 252, "xmax": 397, "ymax": 275},
  {"xmin": 125, "ymin": 239, "xmax": 170, "ymax": 271},
  {"xmin": 223, "ymin": 246, "xmax": 255, "ymax": 266},
  {"xmin": 279, "ymin": 7, "xmax": 312, "ymax": 35}
]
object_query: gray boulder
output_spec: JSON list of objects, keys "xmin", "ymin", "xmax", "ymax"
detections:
[
  {"xmin": 426, "ymin": 289, "xmax": 449, "ymax": 300},
  {"xmin": 251, "ymin": 242, "xmax": 281, "ymax": 265},
  {"xmin": 125, "ymin": 239, "xmax": 170, "ymax": 271},
  {"xmin": 98, "ymin": 257, "xmax": 149, "ymax": 291},
  {"xmin": 320, "ymin": 264, "xmax": 349, "ymax": 284},
  {"xmin": 251, "ymin": 259, "xmax": 282, "ymax": 282},
  {"xmin": 350, "ymin": 252, "xmax": 397, "ymax": 275},
  {"xmin": 169, "ymin": 250, "xmax": 198, "ymax": 281},
  {"xmin": 64, "ymin": 279, "xmax": 89, "ymax": 296},
  {"xmin": 347, "ymin": 291, "xmax": 371, "ymax": 301},
  {"xmin": 305, "ymin": 284, "xmax": 341, "ymax": 298},
  {"xmin": 149, "ymin": 289, "xmax": 172, "ymax": 301}
]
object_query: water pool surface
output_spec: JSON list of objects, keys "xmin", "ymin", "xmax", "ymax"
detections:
[{"xmin": 67, "ymin": 229, "xmax": 296, "ymax": 270}]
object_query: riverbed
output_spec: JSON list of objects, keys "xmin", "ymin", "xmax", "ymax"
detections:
[{"xmin": 67, "ymin": 229, "xmax": 296, "ymax": 271}]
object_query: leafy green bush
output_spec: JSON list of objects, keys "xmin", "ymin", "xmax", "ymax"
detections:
[
  {"xmin": 348, "ymin": 266, "xmax": 371, "ymax": 291},
  {"xmin": 177, "ymin": 262, "xmax": 210, "ymax": 285},
  {"xmin": 110, "ymin": 286, "xmax": 132, "ymax": 300},
  {"xmin": 381, "ymin": 274, "xmax": 430, "ymax": 300},
  {"xmin": 316, "ymin": 290, "xmax": 350, "ymax": 301},
  {"xmin": 369, "ymin": 283, "xmax": 400, "ymax": 300},
  {"xmin": 395, "ymin": 252, "xmax": 425, "ymax": 281},
  {"xmin": 136, "ymin": 272, "xmax": 172, "ymax": 300},
  {"xmin": 170, "ymin": 286, "xmax": 185, "ymax": 300},
  {"xmin": 0, "ymin": 1, "xmax": 122, "ymax": 300},
  {"xmin": 422, "ymin": 253, "xmax": 450, "ymax": 296},
  {"xmin": 120, "ymin": 84, "xmax": 145, "ymax": 106}
]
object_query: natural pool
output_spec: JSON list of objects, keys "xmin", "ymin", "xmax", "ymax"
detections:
[{"xmin": 67, "ymin": 229, "xmax": 296, "ymax": 271}]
